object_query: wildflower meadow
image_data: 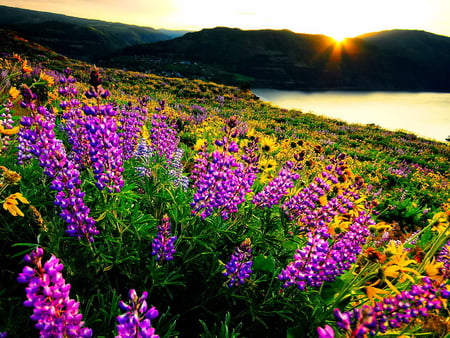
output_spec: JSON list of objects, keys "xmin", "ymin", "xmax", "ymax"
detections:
[{"xmin": 0, "ymin": 51, "xmax": 449, "ymax": 337}]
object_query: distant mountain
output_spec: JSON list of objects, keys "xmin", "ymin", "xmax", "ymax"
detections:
[
  {"xmin": 0, "ymin": 5, "xmax": 189, "ymax": 61},
  {"xmin": 109, "ymin": 27, "xmax": 450, "ymax": 91}
]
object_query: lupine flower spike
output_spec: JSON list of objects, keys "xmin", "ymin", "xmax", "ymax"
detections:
[
  {"xmin": 151, "ymin": 214, "xmax": 177, "ymax": 261},
  {"xmin": 116, "ymin": 289, "xmax": 159, "ymax": 338},
  {"xmin": 17, "ymin": 247, "xmax": 92, "ymax": 337},
  {"xmin": 223, "ymin": 238, "xmax": 253, "ymax": 287},
  {"xmin": 332, "ymin": 277, "xmax": 450, "ymax": 337}
]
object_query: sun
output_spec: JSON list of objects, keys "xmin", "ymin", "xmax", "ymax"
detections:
[{"xmin": 330, "ymin": 35, "xmax": 348, "ymax": 44}]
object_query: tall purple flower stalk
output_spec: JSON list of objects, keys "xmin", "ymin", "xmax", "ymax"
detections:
[
  {"xmin": 151, "ymin": 214, "xmax": 177, "ymax": 261},
  {"xmin": 190, "ymin": 137, "xmax": 258, "ymax": 219},
  {"xmin": 168, "ymin": 147, "xmax": 189, "ymax": 190},
  {"xmin": 18, "ymin": 105, "xmax": 98, "ymax": 241},
  {"xmin": 116, "ymin": 289, "xmax": 159, "ymax": 338},
  {"xmin": 150, "ymin": 113, "xmax": 179, "ymax": 161},
  {"xmin": 118, "ymin": 102, "xmax": 148, "ymax": 160},
  {"xmin": 281, "ymin": 155, "xmax": 347, "ymax": 221},
  {"xmin": 330, "ymin": 277, "xmax": 449, "ymax": 337},
  {"xmin": 83, "ymin": 104, "xmax": 124, "ymax": 193},
  {"xmin": 278, "ymin": 211, "xmax": 373, "ymax": 290},
  {"xmin": 223, "ymin": 238, "xmax": 253, "ymax": 287},
  {"xmin": 252, "ymin": 159, "xmax": 301, "ymax": 208},
  {"xmin": 17, "ymin": 247, "xmax": 92, "ymax": 338}
]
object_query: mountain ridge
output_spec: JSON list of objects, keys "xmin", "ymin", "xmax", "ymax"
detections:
[
  {"xmin": 1, "ymin": 5, "xmax": 449, "ymax": 91},
  {"xmin": 0, "ymin": 5, "xmax": 189, "ymax": 61},
  {"xmin": 106, "ymin": 26, "xmax": 450, "ymax": 91}
]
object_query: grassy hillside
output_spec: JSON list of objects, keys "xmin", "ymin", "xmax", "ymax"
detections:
[{"xmin": 0, "ymin": 33, "xmax": 449, "ymax": 337}]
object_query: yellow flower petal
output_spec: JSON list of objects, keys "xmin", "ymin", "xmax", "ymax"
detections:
[
  {"xmin": 9, "ymin": 86, "xmax": 20, "ymax": 100},
  {"xmin": 3, "ymin": 193, "xmax": 28, "ymax": 217},
  {"xmin": 0, "ymin": 124, "xmax": 20, "ymax": 136}
]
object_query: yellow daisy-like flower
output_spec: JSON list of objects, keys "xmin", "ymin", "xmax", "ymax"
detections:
[
  {"xmin": 259, "ymin": 158, "xmax": 278, "ymax": 173},
  {"xmin": 0, "ymin": 166, "xmax": 22, "ymax": 184},
  {"xmin": 260, "ymin": 136, "xmax": 279, "ymax": 153},
  {"xmin": 9, "ymin": 86, "xmax": 20, "ymax": 100},
  {"xmin": 21, "ymin": 59, "xmax": 32, "ymax": 73},
  {"xmin": 39, "ymin": 71, "xmax": 54, "ymax": 86},
  {"xmin": 424, "ymin": 259, "xmax": 445, "ymax": 280},
  {"xmin": 246, "ymin": 127, "xmax": 256, "ymax": 139},
  {"xmin": 430, "ymin": 211, "xmax": 449, "ymax": 235},
  {"xmin": 193, "ymin": 138, "xmax": 207, "ymax": 152},
  {"xmin": 3, "ymin": 192, "xmax": 29, "ymax": 217}
]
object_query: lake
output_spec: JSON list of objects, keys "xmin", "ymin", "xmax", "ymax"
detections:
[{"xmin": 251, "ymin": 89, "xmax": 450, "ymax": 143}]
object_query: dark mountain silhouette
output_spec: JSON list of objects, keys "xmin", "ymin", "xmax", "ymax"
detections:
[
  {"xmin": 0, "ymin": 5, "xmax": 188, "ymax": 61},
  {"xmin": 109, "ymin": 27, "xmax": 450, "ymax": 91},
  {"xmin": 1, "ymin": 5, "xmax": 449, "ymax": 91}
]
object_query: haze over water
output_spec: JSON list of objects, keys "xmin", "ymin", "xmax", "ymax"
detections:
[{"xmin": 252, "ymin": 89, "xmax": 450, "ymax": 143}]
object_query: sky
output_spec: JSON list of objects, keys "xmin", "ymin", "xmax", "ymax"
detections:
[{"xmin": 2, "ymin": 0, "xmax": 450, "ymax": 40}]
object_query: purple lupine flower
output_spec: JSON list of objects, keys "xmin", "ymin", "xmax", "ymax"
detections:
[
  {"xmin": 19, "ymin": 84, "xmax": 37, "ymax": 109},
  {"xmin": 16, "ymin": 111, "xmax": 41, "ymax": 165},
  {"xmin": 223, "ymin": 238, "xmax": 253, "ymax": 287},
  {"xmin": 333, "ymin": 277, "xmax": 449, "ymax": 337},
  {"xmin": 151, "ymin": 214, "xmax": 177, "ymax": 261},
  {"xmin": 116, "ymin": 289, "xmax": 159, "ymax": 338},
  {"xmin": 150, "ymin": 113, "xmax": 179, "ymax": 161},
  {"xmin": 83, "ymin": 104, "xmax": 124, "ymax": 193},
  {"xmin": 282, "ymin": 164, "xmax": 339, "ymax": 221},
  {"xmin": 133, "ymin": 139, "xmax": 153, "ymax": 178},
  {"xmin": 61, "ymin": 106, "xmax": 92, "ymax": 167},
  {"xmin": 278, "ymin": 211, "xmax": 372, "ymax": 290},
  {"xmin": 168, "ymin": 148, "xmax": 189, "ymax": 190},
  {"xmin": 317, "ymin": 325, "xmax": 335, "ymax": 338},
  {"xmin": 190, "ymin": 137, "xmax": 258, "ymax": 219},
  {"xmin": 58, "ymin": 68, "xmax": 79, "ymax": 107},
  {"xmin": 118, "ymin": 102, "xmax": 148, "ymax": 160},
  {"xmin": 252, "ymin": 160, "xmax": 301, "ymax": 208},
  {"xmin": 437, "ymin": 240, "xmax": 450, "ymax": 277},
  {"xmin": 20, "ymin": 106, "xmax": 98, "ymax": 242},
  {"xmin": 17, "ymin": 247, "xmax": 93, "ymax": 337},
  {"xmin": 189, "ymin": 104, "xmax": 208, "ymax": 124},
  {"xmin": 84, "ymin": 67, "xmax": 110, "ymax": 99}
]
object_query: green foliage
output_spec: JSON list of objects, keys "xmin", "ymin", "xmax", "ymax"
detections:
[{"xmin": 0, "ymin": 51, "xmax": 449, "ymax": 338}]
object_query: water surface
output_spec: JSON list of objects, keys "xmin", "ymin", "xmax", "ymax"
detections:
[{"xmin": 252, "ymin": 89, "xmax": 450, "ymax": 142}]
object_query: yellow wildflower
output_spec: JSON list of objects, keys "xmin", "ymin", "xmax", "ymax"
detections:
[
  {"xmin": 0, "ymin": 166, "xmax": 21, "ymax": 184},
  {"xmin": 0, "ymin": 124, "xmax": 20, "ymax": 136},
  {"xmin": 22, "ymin": 59, "xmax": 32, "ymax": 73},
  {"xmin": 246, "ymin": 127, "xmax": 256, "ymax": 138},
  {"xmin": 424, "ymin": 259, "xmax": 445, "ymax": 280},
  {"xmin": 260, "ymin": 136, "xmax": 279, "ymax": 153},
  {"xmin": 141, "ymin": 125, "xmax": 150, "ymax": 142},
  {"xmin": 39, "ymin": 71, "xmax": 54, "ymax": 86},
  {"xmin": 259, "ymin": 158, "xmax": 278, "ymax": 173},
  {"xmin": 9, "ymin": 86, "xmax": 20, "ymax": 100},
  {"xmin": 383, "ymin": 241, "xmax": 420, "ymax": 284},
  {"xmin": 193, "ymin": 138, "xmax": 207, "ymax": 152},
  {"xmin": 366, "ymin": 282, "xmax": 391, "ymax": 303},
  {"xmin": 3, "ymin": 192, "xmax": 29, "ymax": 217},
  {"xmin": 430, "ymin": 211, "xmax": 449, "ymax": 235}
]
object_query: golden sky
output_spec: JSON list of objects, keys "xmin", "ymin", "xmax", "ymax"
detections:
[{"xmin": 2, "ymin": 0, "xmax": 450, "ymax": 40}]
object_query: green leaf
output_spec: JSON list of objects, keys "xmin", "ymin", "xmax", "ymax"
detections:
[{"xmin": 253, "ymin": 255, "xmax": 275, "ymax": 273}]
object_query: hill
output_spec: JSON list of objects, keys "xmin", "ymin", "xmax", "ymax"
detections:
[
  {"xmin": 0, "ymin": 5, "xmax": 188, "ymax": 61},
  {"xmin": 108, "ymin": 27, "xmax": 450, "ymax": 91}
]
